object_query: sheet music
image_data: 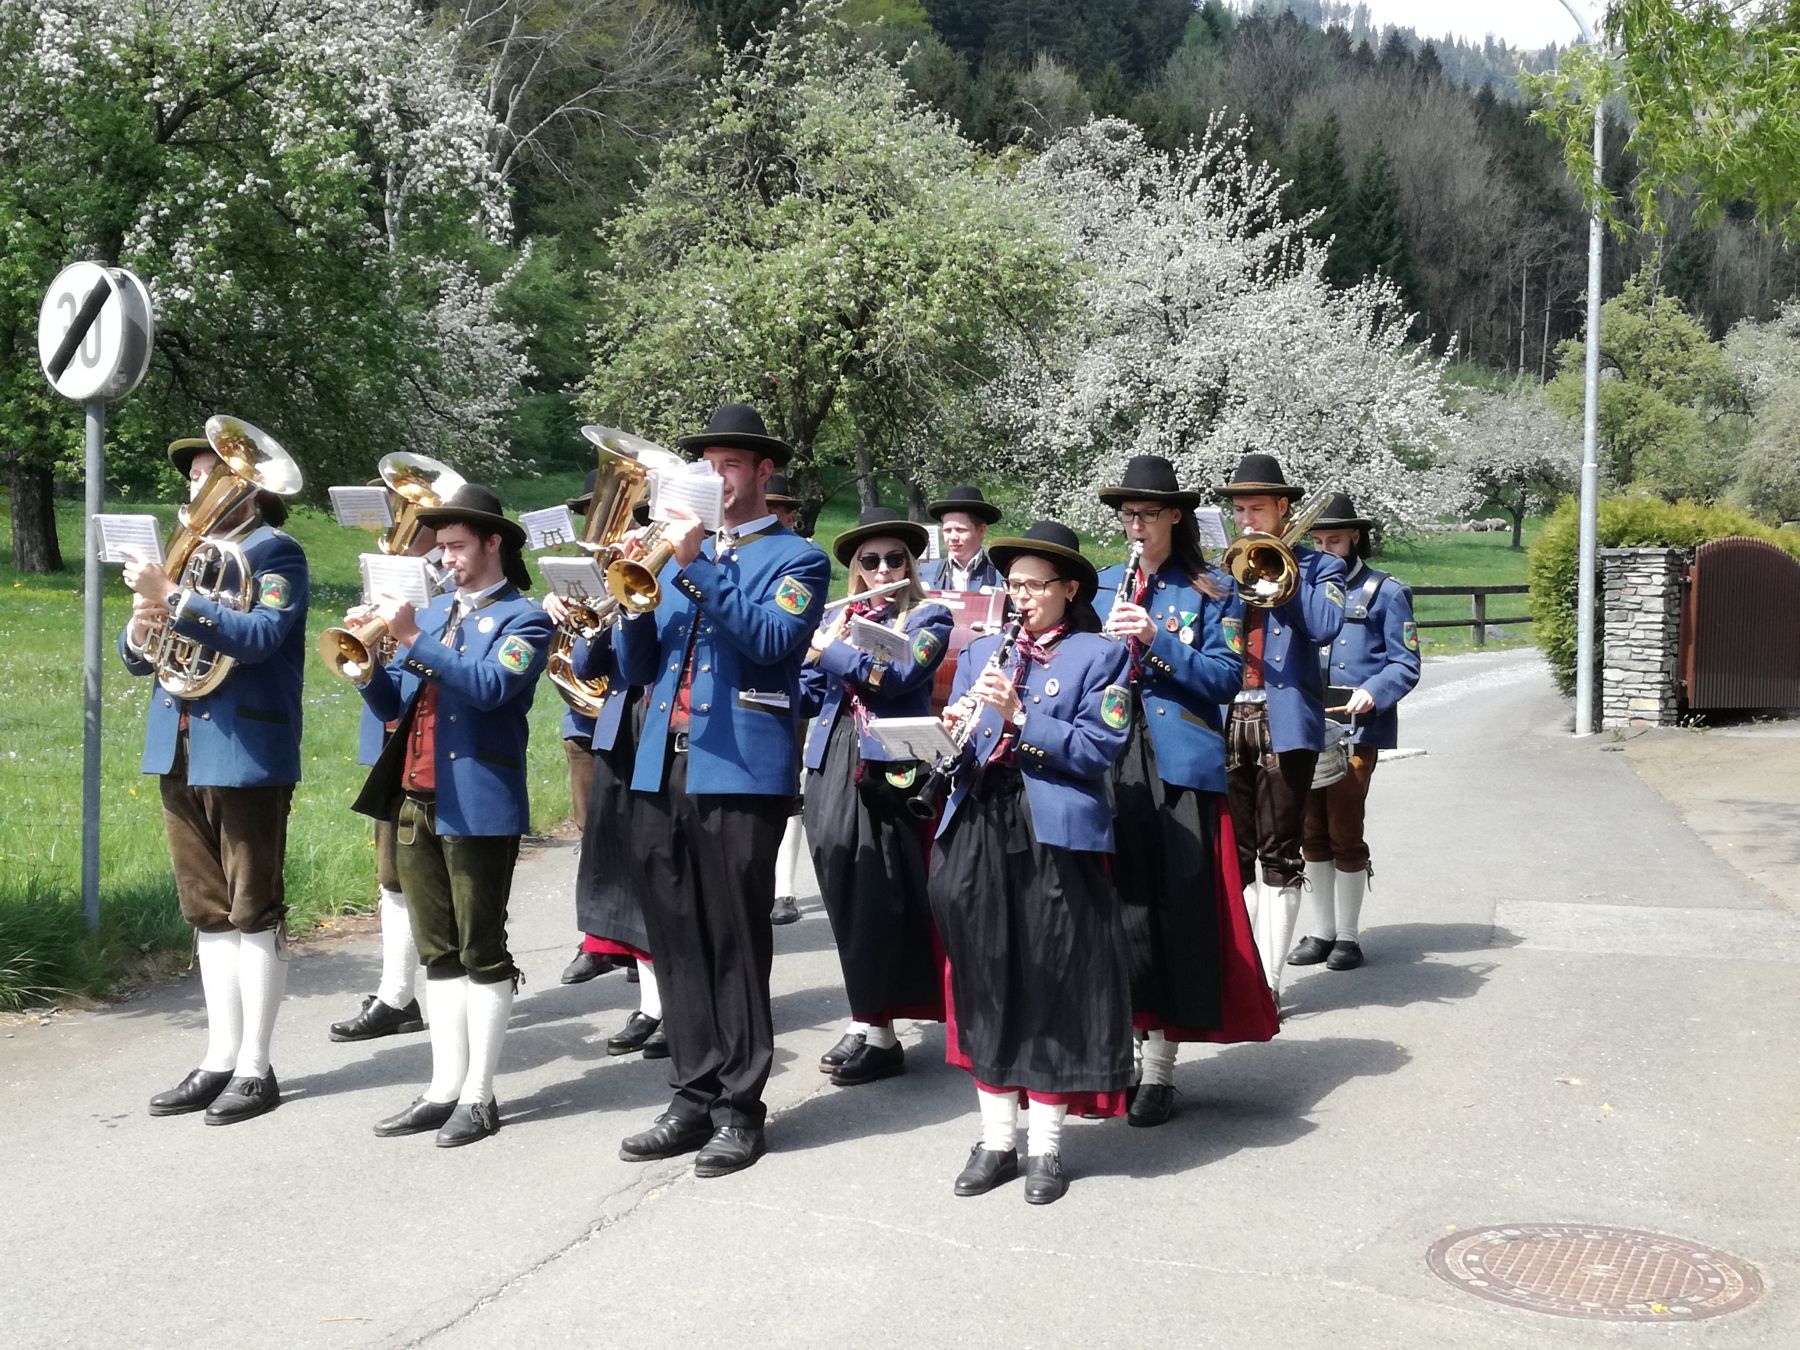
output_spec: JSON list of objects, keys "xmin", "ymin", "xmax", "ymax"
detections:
[
  {"xmin": 92, "ymin": 514, "xmax": 164, "ymax": 565},
  {"xmin": 924, "ymin": 524, "xmax": 942, "ymax": 560},
  {"xmin": 867, "ymin": 716, "xmax": 959, "ymax": 764},
  {"xmin": 521, "ymin": 504, "xmax": 578, "ymax": 552},
  {"xmin": 848, "ymin": 616, "xmax": 914, "ymax": 666},
  {"xmin": 649, "ymin": 467, "xmax": 724, "ymax": 532},
  {"xmin": 359, "ymin": 553, "xmax": 434, "ymax": 608},
  {"xmin": 1194, "ymin": 505, "xmax": 1229, "ymax": 551},
  {"xmin": 328, "ymin": 485, "xmax": 393, "ymax": 530},
  {"xmin": 537, "ymin": 556, "xmax": 610, "ymax": 602}
]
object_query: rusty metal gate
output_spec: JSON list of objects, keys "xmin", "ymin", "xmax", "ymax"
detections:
[{"xmin": 1679, "ymin": 536, "xmax": 1800, "ymax": 710}]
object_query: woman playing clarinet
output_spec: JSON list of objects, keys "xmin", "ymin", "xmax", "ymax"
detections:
[
  {"xmin": 799, "ymin": 508, "xmax": 954, "ymax": 1087},
  {"xmin": 928, "ymin": 520, "xmax": 1133, "ymax": 1206},
  {"xmin": 1095, "ymin": 457, "xmax": 1278, "ymax": 1130}
]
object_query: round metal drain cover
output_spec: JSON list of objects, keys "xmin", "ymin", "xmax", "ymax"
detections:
[{"xmin": 1428, "ymin": 1224, "xmax": 1762, "ymax": 1321}]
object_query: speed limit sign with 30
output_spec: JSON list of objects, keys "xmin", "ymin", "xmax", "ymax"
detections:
[{"xmin": 37, "ymin": 262, "xmax": 155, "ymax": 403}]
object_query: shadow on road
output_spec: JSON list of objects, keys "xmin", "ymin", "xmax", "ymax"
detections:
[{"xmin": 1281, "ymin": 921, "xmax": 1522, "ymax": 1019}]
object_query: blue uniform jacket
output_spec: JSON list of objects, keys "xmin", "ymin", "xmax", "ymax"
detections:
[
  {"xmin": 798, "ymin": 601, "xmax": 954, "ymax": 770},
  {"xmin": 1095, "ymin": 561, "xmax": 1241, "ymax": 793},
  {"xmin": 926, "ymin": 551, "xmax": 1003, "ymax": 594},
  {"xmin": 938, "ymin": 630, "xmax": 1132, "ymax": 853},
  {"xmin": 1225, "ymin": 547, "xmax": 1348, "ymax": 754},
  {"xmin": 616, "ymin": 527, "xmax": 830, "ymax": 795},
  {"xmin": 1323, "ymin": 564, "xmax": 1421, "ymax": 750},
  {"xmin": 561, "ymin": 706, "xmax": 599, "ymax": 746},
  {"xmin": 120, "ymin": 524, "xmax": 309, "ymax": 788},
  {"xmin": 355, "ymin": 586, "xmax": 552, "ymax": 836},
  {"xmin": 571, "ymin": 626, "xmax": 636, "ymax": 754}
]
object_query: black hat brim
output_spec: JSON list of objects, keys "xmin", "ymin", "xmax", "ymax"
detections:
[
  {"xmin": 1218, "ymin": 481, "xmax": 1305, "ymax": 501},
  {"xmin": 1097, "ymin": 485, "xmax": 1202, "ymax": 510},
  {"xmin": 414, "ymin": 505, "xmax": 527, "ymax": 551},
  {"xmin": 765, "ymin": 494, "xmax": 800, "ymax": 508},
  {"xmin": 987, "ymin": 536, "xmax": 1098, "ymax": 603},
  {"xmin": 675, "ymin": 431, "xmax": 793, "ymax": 467},
  {"xmin": 833, "ymin": 519, "xmax": 930, "ymax": 566},
  {"xmin": 1313, "ymin": 514, "xmax": 1374, "ymax": 531},
  {"xmin": 927, "ymin": 498, "xmax": 1002, "ymax": 525},
  {"xmin": 565, "ymin": 493, "xmax": 593, "ymax": 515},
  {"xmin": 168, "ymin": 437, "xmax": 210, "ymax": 478}
]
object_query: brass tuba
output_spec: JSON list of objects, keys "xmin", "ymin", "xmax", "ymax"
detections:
[
  {"xmin": 145, "ymin": 416, "xmax": 304, "ymax": 699},
  {"xmin": 544, "ymin": 425, "xmax": 685, "ymax": 716},
  {"xmin": 1220, "ymin": 489, "xmax": 1334, "ymax": 609},
  {"xmin": 316, "ymin": 452, "xmax": 465, "ymax": 685}
]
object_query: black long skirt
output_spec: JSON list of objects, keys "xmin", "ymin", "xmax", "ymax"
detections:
[
  {"xmin": 928, "ymin": 767, "xmax": 1131, "ymax": 1096},
  {"xmin": 574, "ymin": 689, "xmax": 650, "ymax": 956},
  {"xmin": 802, "ymin": 715, "xmax": 943, "ymax": 1023}
]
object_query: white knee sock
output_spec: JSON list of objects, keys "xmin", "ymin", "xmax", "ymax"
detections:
[
  {"xmin": 775, "ymin": 815, "xmax": 804, "ymax": 897},
  {"xmin": 376, "ymin": 887, "xmax": 418, "ymax": 1009},
  {"xmin": 1026, "ymin": 1101, "xmax": 1067, "ymax": 1158},
  {"xmin": 1251, "ymin": 881, "xmax": 1279, "ymax": 985},
  {"xmin": 234, "ymin": 928, "xmax": 288, "ymax": 1079},
  {"xmin": 1335, "ymin": 867, "xmax": 1368, "ymax": 940},
  {"xmin": 1140, "ymin": 1029, "xmax": 1177, "ymax": 1087},
  {"xmin": 1272, "ymin": 885, "xmax": 1302, "ymax": 996},
  {"xmin": 864, "ymin": 1023, "xmax": 897, "ymax": 1050},
  {"xmin": 423, "ymin": 977, "xmax": 470, "ymax": 1104},
  {"xmin": 978, "ymin": 1089, "xmax": 1018, "ymax": 1152},
  {"xmin": 460, "ymin": 979, "xmax": 514, "ymax": 1107},
  {"xmin": 1302, "ymin": 860, "xmax": 1336, "ymax": 940},
  {"xmin": 636, "ymin": 959, "xmax": 662, "ymax": 1020},
  {"xmin": 195, "ymin": 930, "xmax": 243, "ymax": 1073},
  {"xmin": 845, "ymin": 1018, "xmax": 870, "ymax": 1038}
]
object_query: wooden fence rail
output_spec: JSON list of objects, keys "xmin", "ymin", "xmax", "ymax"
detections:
[{"xmin": 1410, "ymin": 584, "xmax": 1531, "ymax": 648}]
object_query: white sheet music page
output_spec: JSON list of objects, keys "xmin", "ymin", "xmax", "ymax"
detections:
[
  {"xmin": 1194, "ymin": 506, "xmax": 1229, "ymax": 551},
  {"xmin": 867, "ymin": 716, "xmax": 959, "ymax": 763},
  {"xmin": 537, "ymin": 556, "xmax": 609, "ymax": 602},
  {"xmin": 92, "ymin": 514, "xmax": 164, "ymax": 565},
  {"xmin": 359, "ymin": 553, "xmax": 434, "ymax": 608},
  {"xmin": 649, "ymin": 466, "xmax": 724, "ymax": 532},
  {"xmin": 848, "ymin": 616, "xmax": 913, "ymax": 665},
  {"xmin": 521, "ymin": 505, "xmax": 578, "ymax": 552},
  {"xmin": 328, "ymin": 486, "xmax": 393, "ymax": 530}
]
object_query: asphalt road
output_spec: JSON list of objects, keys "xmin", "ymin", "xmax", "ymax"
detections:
[{"xmin": 3, "ymin": 648, "xmax": 1795, "ymax": 1348}]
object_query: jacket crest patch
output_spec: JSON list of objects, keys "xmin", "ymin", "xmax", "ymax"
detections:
[
  {"xmin": 1403, "ymin": 619, "xmax": 1419, "ymax": 652},
  {"xmin": 1100, "ymin": 684, "xmax": 1131, "ymax": 730},
  {"xmin": 496, "ymin": 634, "xmax": 534, "ymax": 672},
  {"xmin": 259, "ymin": 574, "xmax": 292, "ymax": 610},
  {"xmin": 1222, "ymin": 615, "xmax": 1243, "ymax": 654},
  {"xmin": 910, "ymin": 628, "xmax": 942, "ymax": 666},
  {"xmin": 774, "ymin": 576, "xmax": 812, "ymax": 615},
  {"xmin": 1323, "ymin": 581, "xmax": 1346, "ymax": 609},
  {"xmin": 884, "ymin": 765, "xmax": 918, "ymax": 789}
]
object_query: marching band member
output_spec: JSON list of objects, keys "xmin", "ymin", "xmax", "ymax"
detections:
[
  {"xmin": 559, "ymin": 475, "xmax": 603, "ymax": 840},
  {"xmin": 1218, "ymin": 454, "xmax": 1346, "ymax": 1004},
  {"xmin": 1290, "ymin": 493, "xmax": 1420, "ymax": 972},
  {"xmin": 925, "ymin": 485, "xmax": 1004, "ymax": 593},
  {"xmin": 930, "ymin": 521, "xmax": 1133, "ymax": 1206},
  {"xmin": 799, "ymin": 507, "xmax": 953, "ymax": 1087},
  {"xmin": 614, "ymin": 405, "xmax": 829, "ymax": 1179},
  {"xmin": 123, "ymin": 435, "xmax": 308, "ymax": 1125},
  {"xmin": 351, "ymin": 485, "xmax": 552, "ymax": 1147},
  {"xmin": 1095, "ymin": 458, "xmax": 1277, "ymax": 1128},
  {"xmin": 766, "ymin": 473, "xmax": 809, "ymax": 927}
]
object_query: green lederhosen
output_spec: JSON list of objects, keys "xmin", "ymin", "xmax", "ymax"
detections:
[{"xmin": 394, "ymin": 794, "xmax": 520, "ymax": 985}]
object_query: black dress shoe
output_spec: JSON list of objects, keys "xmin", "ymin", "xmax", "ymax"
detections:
[
  {"xmin": 694, "ymin": 1126, "xmax": 766, "ymax": 1178},
  {"xmin": 1326, "ymin": 938, "xmax": 1364, "ymax": 970},
  {"xmin": 561, "ymin": 949, "xmax": 613, "ymax": 984},
  {"xmin": 148, "ymin": 1068, "xmax": 233, "ymax": 1117},
  {"xmin": 204, "ymin": 1069, "xmax": 280, "ymax": 1125},
  {"xmin": 640, "ymin": 1024, "xmax": 670, "ymax": 1059},
  {"xmin": 606, "ymin": 1011, "xmax": 662, "ymax": 1055},
  {"xmin": 619, "ymin": 1112, "xmax": 712, "ymax": 1162},
  {"xmin": 1023, "ymin": 1152, "xmax": 1067, "ymax": 1205},
  {"xmin": 1287, "ymin": 935, "xmax": 1334, "ymax": 966},
  {"xmin": 830, "ymin": 1040, "xmax": 904, "ymax": 1087},
  {"xmin": 770, "ymin": 896, "xmax": 800, "ymax": 926},
  {"xmin": 330, "ymin": 993, "xmax": 426, "ymax": 1042},
  {"xmin": 819, "ymin": 1031, "xmax": 865, "ymax": 1073},
  {"xmin": 436, "ymin": 1098, "xmax": 502, "ymax": 1148},
  {"xmin": 953, "ymin": 1144, "xmax": 1019, "ymax": 1196},
  {"xmin": 373, "ymin": 1096, "xmax": 457, "ymax": 1137},
  {"xmin": 1128, "ymin": 1083, "xmax": 1176, "ymax": 1128}
]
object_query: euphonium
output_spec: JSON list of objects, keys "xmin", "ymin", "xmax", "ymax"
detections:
[
  {"xmin": 906, "ymin": 618, "xmax": 1023, "ymax": 821},
  {"xmin": 145, "ymin": 416, "xmax": 304, "ymax": 699},
  {"xmin": 1219, "ymin": 489, "xmax": 1334, "ymax": 609},
  {"xmin": 316, "ymin": 452, "xmax": 464, "ymax": 685}
]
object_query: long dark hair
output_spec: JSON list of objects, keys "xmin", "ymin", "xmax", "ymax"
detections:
[
  {"xmin": 1064, "ymin": 597, "xmax": 1102, "ymax": 634},
  {"xmin": 1168, "ymin": 511, "xmax": 1226, "ymax": 599},
  {"xmin": 255, "ymin": 490, "xmax": 289, "ymax": 529}
]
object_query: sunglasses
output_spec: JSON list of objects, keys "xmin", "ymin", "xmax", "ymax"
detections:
[{"xmin": 856, "ymin": 550, "xmax": 911, "ymax": 571}]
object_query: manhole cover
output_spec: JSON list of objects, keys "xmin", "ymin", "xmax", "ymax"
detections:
[{"xmin": 1427, "ymin": 1224, "xmax": 1762, "ymax": 1321}]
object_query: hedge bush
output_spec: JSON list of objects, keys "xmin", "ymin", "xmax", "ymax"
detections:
[{"xmin": 1528, "ymin": 495, "xmax": 1800, "ymax": 695}]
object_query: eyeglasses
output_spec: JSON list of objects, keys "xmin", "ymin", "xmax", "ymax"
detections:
[
  {"xmin": 856, "ymin": 550, "xmax": 911, "ymax": 572},
  {"xmin": 1115, "ymin": 507, "xmax": 1168, "ymax": 525},
  {"xmin": 1004, "ymin": 577, "xmax": 1065, "ymax": 597}
]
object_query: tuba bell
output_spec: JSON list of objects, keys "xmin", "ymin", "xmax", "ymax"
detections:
[
  {"xmin": 144, "ymin": 416, "xmax": 304, "ymax": 699},
  {"xmin": 1220, "ymin": 489, "xmax": 1334, "ymax": 609}
]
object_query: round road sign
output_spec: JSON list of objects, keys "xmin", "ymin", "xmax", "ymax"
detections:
[{"xmin": 37, "ymin": 263, "xmax": 155, "ymax": 403}]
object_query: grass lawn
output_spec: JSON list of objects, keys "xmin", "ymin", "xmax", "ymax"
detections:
[{"xmin": 1376, "ymin": 520, "xmax": 1542, "ymax": 654}]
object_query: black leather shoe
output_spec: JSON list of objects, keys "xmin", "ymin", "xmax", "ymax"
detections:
[
  {"xmin": 436, "ymin": 1098, "xmax": 502, "ymax": 1148},
  {"xmin": 641, "ymin": 1024, "xmax": 670, "ymax": 1059},
  {"xmin": 1326, "ymin": 938, "xmax": 1364, "ymax": 971},
  {"xmin": 1128, "ymin": 1083, "xmax": 1176, "ymax": 1128},
  {"xmin": 1287, "ymin": 935, "xmax": 1334, "ymax": 966},
  {"xmin": 148, "ymin": 1068, "xmax": 233, "ymax": 1117},
  {"xmin": 204, "ymin": 1069, "xmax": 280, "ymax": 1125},
  {"xmin": 694, "ymin": 1126, "xmax": 766, "ymax": 1178},
  {"xmin": 953, "ymin": 1144, "xmax": 1019, "ymax": 1196},
  {"xmin": 373, "ymin": 1096, "xmax": 457, "ymax": 1137},
  {"xmin": 1023, "ymin": 1152, "xmax": 1067, "ymax": 1205},
  {"xmin": 819, "ymin": 1031, "xmax": 865, "ymax": 1073},
  {"xmin": 561, "ymin": 949, "xmax": 613, "ymax": 984},
  {"xmin": 770, "ymin": 896, "xmax": 800, "ymax": 926},
  {"xmin": 625, "ymin": 961, "xmax": 640, "ymax": 984},
  {"xmin": 620, "ymin": 1112, "xmax": 711, "ymax": 1162},
  {"xmin": 830, "ymin": 1040, "xmax": 904, "ymax": 1087},
  {"xmin": 606, "ymin": 1011, "xmax": 662, "ymax": 1055},
  {"xmin": 330, "ymin": 993, "xmax": 425, "ymax": 1042}
]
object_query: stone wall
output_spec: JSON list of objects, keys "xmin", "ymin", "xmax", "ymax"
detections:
[{"xmin": 1601, "ymin": 548, "xmax": 1686, "ymax": 728}]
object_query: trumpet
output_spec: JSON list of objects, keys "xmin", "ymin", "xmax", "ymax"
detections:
[
  {"xmin": 1220, "ymin": 489, "xmax": 1334, "ymax": 609},
  {"xmin": 906, "ymin": 618, "xmax": 1023, "ymax": 820}
]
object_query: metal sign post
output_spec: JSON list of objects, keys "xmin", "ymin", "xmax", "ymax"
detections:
[{"xmin": 37, "ymin": 263, "xmax": 155, "ymax": 930}]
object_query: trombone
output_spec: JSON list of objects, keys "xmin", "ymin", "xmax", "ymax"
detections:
[{"xmin": 1220, "ymin": 489, "xmax": 1334, "ymax": 609}]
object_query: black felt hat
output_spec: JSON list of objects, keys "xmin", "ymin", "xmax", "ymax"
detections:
[
  {"xmin": 987, "ymin": 519, "xmax": 1098, "ymax": 603},
  {"xmin": 765, "ymin": 473, "xmax": 800, "ymax": 508},
  {"xmin": 1097, "ymin": 455, "xmax": 1201, "ymax": 510},
  {"xmin": 1313, "ymin": 492, "xmax": 1373, "ymax": 531},
  {"xmin": 675, "ymin": 403, "xmax": 791, "ymax": 467},
  {"xmin": 832, "ymin": 506, "xmax": 930, "ymax": 566},
  {"xmin": 565, "ymin": 468, "xmax": 600, "ymax": 516},
  {"xmin": 926, "ymin": 485, "xmax": 1003, "ymax": 525},
  {"xmin": 1218, "ymin": 452, "xmax": 1305, "ymax": 500},
  {"xmin": 414, "ymin": 483, "xmax": 532, "ymax": 589},
  {"xmin": 166, "ymin": 436, "xmax": 211, "ymax": 478}
]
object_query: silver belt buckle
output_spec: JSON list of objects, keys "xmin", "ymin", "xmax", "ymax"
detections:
[{"xmin": 672, "ymin": 729, "xmax": 690, "ymax": 753}]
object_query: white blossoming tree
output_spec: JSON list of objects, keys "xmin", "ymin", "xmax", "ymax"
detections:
[
  {"xmin": 1451, "ymin": 385, "xmax": 1582, "ymax": 549},
  {"xmin": 1, "ymin": 0, "xmax": 530, "ymax": 570},
  {"xmin": 987, "ymin": 117, "xmax": 1463, "ymax": 536}
]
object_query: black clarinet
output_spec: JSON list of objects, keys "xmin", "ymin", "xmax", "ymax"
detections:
[{"xmin": 906, "ymin": 618, "xmax": 1024, "ymax": 820}]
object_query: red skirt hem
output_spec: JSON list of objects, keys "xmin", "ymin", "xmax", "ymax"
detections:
[
  {"xmin": 581, "ymin": 935, "xmax": 651, "ymax": 963},
  {"xmin": 974, "ymin": 1078, "xmax": 1128, "ymax": 1118}
]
